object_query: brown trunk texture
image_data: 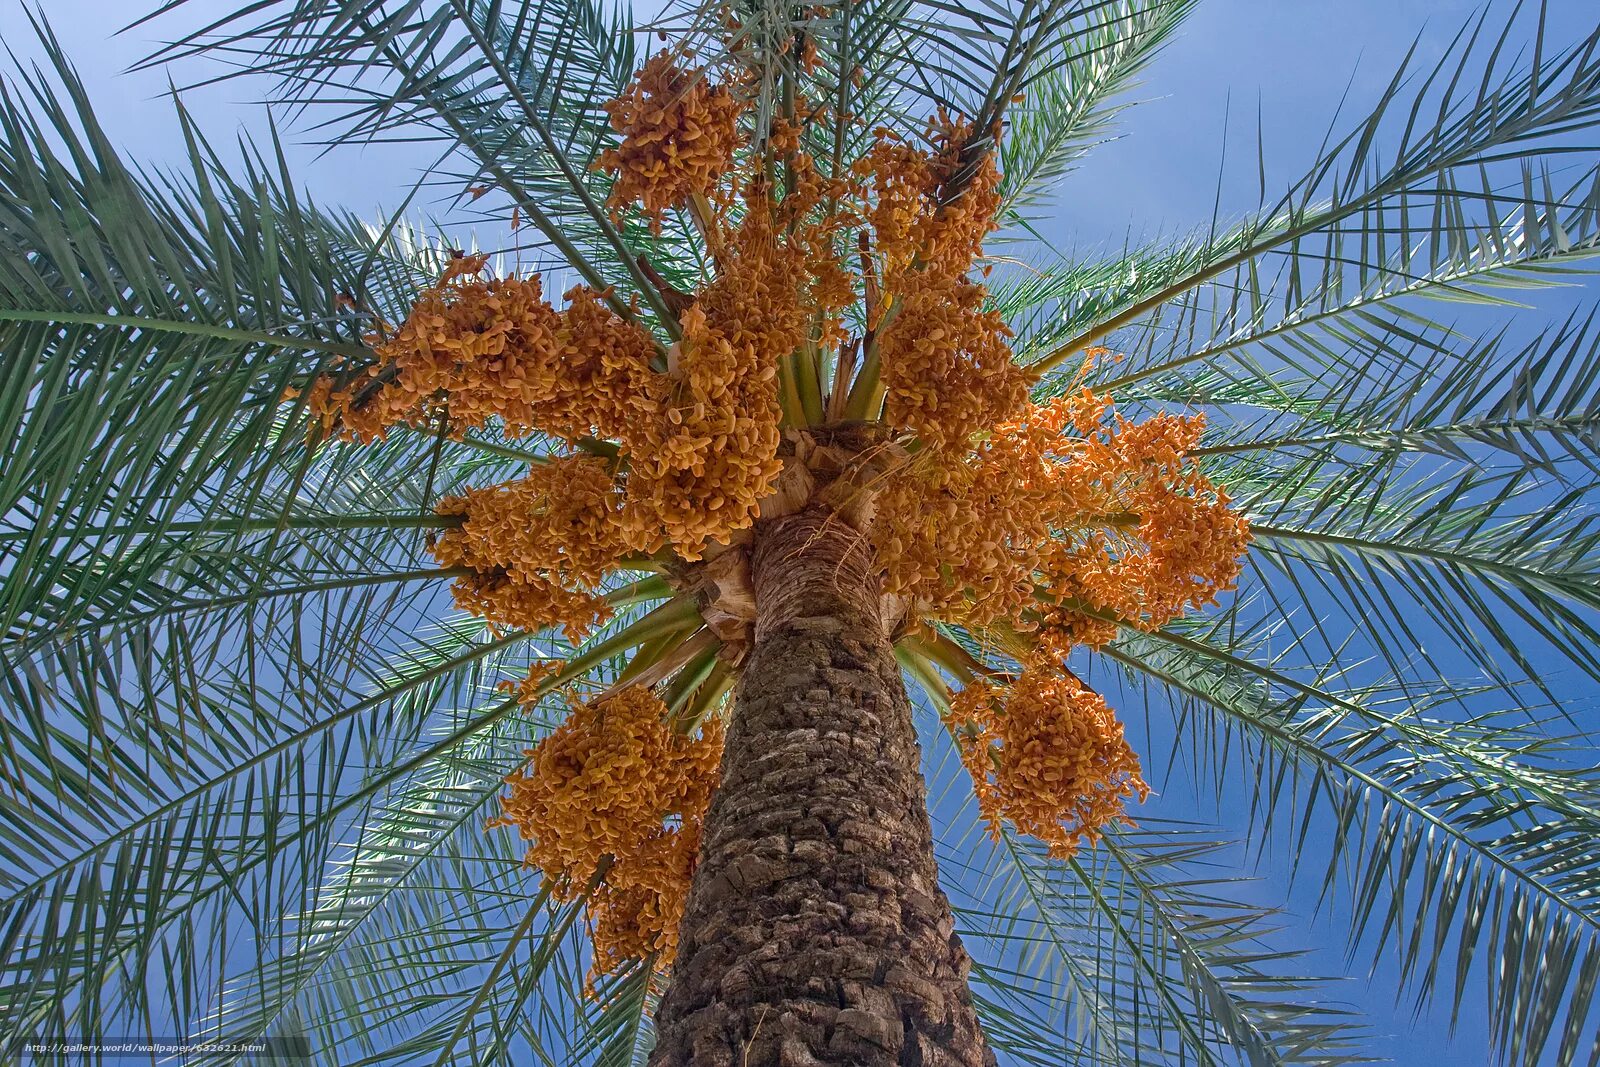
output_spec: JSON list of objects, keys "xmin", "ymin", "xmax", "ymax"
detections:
[{"xmin": 648, "ymin": 508, "xmax": 996, "ymax": 1067}]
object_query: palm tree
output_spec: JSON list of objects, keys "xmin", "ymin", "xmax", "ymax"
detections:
[{"xmin": 3, "ymin": 0, "xmax": 1600, "ymax": 1062}]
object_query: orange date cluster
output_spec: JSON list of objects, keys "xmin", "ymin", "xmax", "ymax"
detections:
[
  {"xmin": 488, "ymin": 685, "xmax": 723, "ymax": 985},
  {"xmin": 948, "ymin": 666, "xmax": 1149, "ymax": 859},
  {"xmin": 291, "ymin": 46, "xmax": 1253, "ymax": 981}
]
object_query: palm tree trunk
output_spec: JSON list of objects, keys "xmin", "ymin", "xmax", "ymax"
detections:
[{"xmin": 650, "ymin": 507, "xmax": 996, "ymax": 1067}]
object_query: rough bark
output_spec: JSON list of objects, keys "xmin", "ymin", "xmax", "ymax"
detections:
[{"xmin": 649, "ymin": 508, "xmax": 995, "ymax": 1067}]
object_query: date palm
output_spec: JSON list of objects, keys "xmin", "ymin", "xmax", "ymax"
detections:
[{"xmin": 2, "ymin": 1, "xmax": 1599, "ymax": 1064}]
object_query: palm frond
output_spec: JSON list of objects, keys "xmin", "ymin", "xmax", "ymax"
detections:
[
  {"xmin": 997, "ymin": 0, "xmax": 1194, "ymax": 226},
  {"xmin": 903, "ymin": 644, "xmax": 1364, "ymax": 1064},
  {"xmin": 1026, "ymin": 5, "xmax": 1600, "ymax": 379},
  {"xmin": 137, "ymin": 0, "xmax": 697, "ymax": 323},
  {"xmin": 1100, "ymin": 621, "xmax": 1600, "ymax": 1067}
]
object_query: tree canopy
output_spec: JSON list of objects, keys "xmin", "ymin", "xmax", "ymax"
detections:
[{"xmin": 2, "ymin": 0, "xmax": 1599, "ymax": 1063}]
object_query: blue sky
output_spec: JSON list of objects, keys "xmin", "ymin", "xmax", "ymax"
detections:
[{"xmin": 5, "ymin": 0, "xmax": 1597, "ymax": 1062}]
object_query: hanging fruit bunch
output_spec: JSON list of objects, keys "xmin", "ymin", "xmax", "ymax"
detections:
[
  {"xmin": 429, "ymin": 454, "xmax": 628, "ymax": 640},
  {"xmin": 289, "ymin": 22, "xmax": 1251, "ymax": 984},
  {"xmin": 947, "ymin": 666, "xmax": 1148, "ymax": 858},
  {"xmin": 487, "ymin": 683, "xmax": 723, "ymax": 986}
]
